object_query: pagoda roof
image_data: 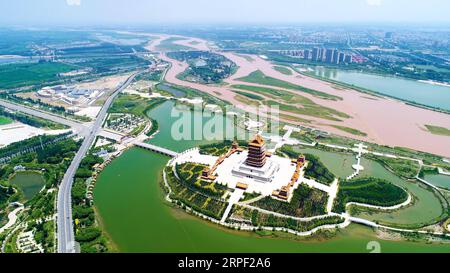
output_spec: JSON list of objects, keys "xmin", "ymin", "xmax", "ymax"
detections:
[{"xmin": 249, "ymin": 134, "xmax": 265, "ymax": 146}]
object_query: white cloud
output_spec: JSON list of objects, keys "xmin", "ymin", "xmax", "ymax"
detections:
[
  {"xmin": 366, "ymin": 0, "xmax": 382, "ymax": 6},
  {"xmin": 66, "ymin": 0, "xmax": 81, "ymax": 6}
]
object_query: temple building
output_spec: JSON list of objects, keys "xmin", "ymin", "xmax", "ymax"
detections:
[
  {"xmin": 245, "ymin": 134, "xmax": 267, "ymax": 168},
  {"xmin": 232, "ymin": 134, "xmax": 279, "ymax": 183},
  {"xmin": 272, "ymin": 155, "xmax": 306, "ymax": 201},
  {"xmin": 189, "ymin": 133, "xmax": 306, "ymax": 200}
]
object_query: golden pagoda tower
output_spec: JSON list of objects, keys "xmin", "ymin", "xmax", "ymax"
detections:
[{"xmin": 245, "ymin": 134, "xmax": 267, "ymax": 168}]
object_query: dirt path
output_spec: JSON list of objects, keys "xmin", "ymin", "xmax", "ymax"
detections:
[{"xmin": 142, "ymin": 33, "xmax": 450, "ymax": 157}]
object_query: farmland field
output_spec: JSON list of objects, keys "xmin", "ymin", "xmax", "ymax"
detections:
[{"xmin": 0, "ymin": 62, "xmax": 76, "ymax": 89}]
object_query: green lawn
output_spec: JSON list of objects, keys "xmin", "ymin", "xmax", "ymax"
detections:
[
  {"xmin": 0, "ymin": 115, "xmax": 13, "ymax": 125},
  {"xmin": 237, "ymin": 70, "xmax": 341, "ymax": 100},
  {"xmin": 425, "ymin": 125, "xmax": 450, "ymax": 137},
  {"xmin": 273, "ymin": 65, "xmax": 293, "ymax": 75},
  {"xmin": 0, "ymin": 62, "xmax": 76, "ymax": 89}
]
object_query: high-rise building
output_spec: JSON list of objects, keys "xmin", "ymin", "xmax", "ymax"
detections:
[
  {"xmin": 332, "ymin": 49, "xmax": 339, "ymax": 64},
  {"xmin": 338, "ymin": 52, "xmax": 345, "ymax": 63},
  {"xmin": 344, "ymin": 54, "xmax": 353, "ymax": 63},
  {"xmin": 325, "ymin": 49, "xmax": 334, "ymax": 63},
  {"xmin": 312, "ymin": 47, "xmax": 320, "ymax": 61},
  {"xmin": 245, "ymin": 134, "xmax": 267, "ymax": 168},
  {"xmin": 304, "ymin": 49, "xmax": 310, "ymax": 60},
  {"xmin": 320, "ymin": 48, "xmax": 326, "ymax": 61}
]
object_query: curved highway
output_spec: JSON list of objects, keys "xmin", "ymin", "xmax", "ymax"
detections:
[{"xmin": 56, "ymin": 73, "xmax": 138, "ymax": 253}]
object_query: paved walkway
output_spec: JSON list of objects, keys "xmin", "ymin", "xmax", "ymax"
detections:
[
  {"xmin": 326, "ymin": 179, "xmax": 339, "ymax": 213},
  {"xmin": 346, "ymin": 143, "xmax": 367, "ymax": 180},
  {"xmin": 0, "ymin": 205, "xmax": 24, "ymax": 234},
  {"xmin": 220, "ymin": 189, "xmax": 245, "ymax": 223},
  {"xmin": 302, "ymin": 177, "xmax": 332, "ymax": 194},
  {"xmin": 239, "ymin": 194, "xmax": 266, "ymax": 205}
]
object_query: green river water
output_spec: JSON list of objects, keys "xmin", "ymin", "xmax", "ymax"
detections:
[
  {"xmin": 93, "ymin": 101, "xmax": 450, "ymax": 252},
  {"xmin": 311, "ymin": 67, "xmax": 450, "ymax": 111}
]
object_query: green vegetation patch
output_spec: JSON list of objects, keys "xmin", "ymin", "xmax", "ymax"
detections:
[
  {"xmin": 0, "ymin": 185, "xmax": 15, "ymax": 210},
  {"xmin": 241, "ymin": 192, "xmax": 261, "ymax": 202},
  {"xmin": 0, "ymin": 136, "xmax": 81, "ymax": 253},
  {"xmin": 304, "ymin": 154, "xmax": 336, "ymax": 185},
  {"xmin": 278, "ymin": 145, "xmax": 303, "ymax": 159},
  {"xmin": 289, "ymin": 130, "xmax": 315, "ymax": 143},
  {"xmin": 265, "ymin": 100, "xmax": 344, "ymax": 122},
  {"xmin": 176, "ymin": 162, "xmax": 227, "ymax": 198},
  {"xmin": 27, "ymin": 219, "xmax": 55, "ymax": 252},
  {"xmin": 425, "ymin": 125, "xmax": 450, "ymax": 137},
  {"xmin": 234, "ymin": 91, "xmax": 265, "ymax": 101},
  {"xmin": 168, "ymin": 51, "xmax": 237, "ymax": 84},
  {"xmin": 165, "ymin": 166, "xmax": 228, "ymax": 220},
  {"xmin": 0, "ymin": 61, "xmax": 76, "ymax": 89},
  {"xmin": 161, "ymin": 82, "xmax": 229, "ymax": 107},
  {"xmin": 330, "ymin": 125, "xmax": 367, "ymax": 137},
  {"xmin": 367, "ymin": 155, "xmax": 421, "ymax": 179},
  {"xmin": 333, "ymin": 177, "xmax": 409, "ymax": 213},
  {"xmin": 0, "ymin": 115, "xmax": 13, "ymax": 125},
  {"xmin": 278, "ymin": 146, "xmax": 335, "ymax": 185},
  {"xmin": 135, "ymin": 70, "xmax": 164, "ymax": 82},
  {"xmin": 156, "ymin": 37, "xmax": 193, "ymax": 51},
  {"xmin": 236, "ymin": 70, "xmax": 341, "ymax": 100},
  {"xmin": 232, "ymin": 205, "xmax": 344, "ymax": 233},
  {"xmin": 234, "ymin": 94, "xmax": 261, "ymax": 106},
  {"xmin": 72, "ymin": 153, "xmax": 110, "ymax": 253},
  {"xmin": 0, "ymin": 132, "xmax": 73, "ymax": 163},
  {"xmin": 0, "ymin": 107, "xmax": 67, "ymax": 130},
  {"xmin": 232, "ymin": 84, "xmax": 295, "ymax": 100},
  {"xmin": 418, "ymin": 165, "xmax": 439, "ymax": 178},
  {"xmin": 273, "ymin": 65, "xmax": 293, "ymax": 75},
  {"xmin": 199, "ymin": 140, "xmax": 248, "ymax": 156},
  {"xmin": 231, "ymin": 84, "xmax": 349, "ymax": 121},
  {"xmin": 109, "ymin": 94, "xmax": 166, "ymax": 118},
  {"xmin": 253, "ymin": 185, "xmax": 328, "ymax": 218}
]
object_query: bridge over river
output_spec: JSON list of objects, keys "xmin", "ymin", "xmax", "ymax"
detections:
[
  {"xmin": 135, "ymin": 142, "xmax": 179, "ymax": 157},
  {"xmin": 95, "ymin": 128, "xmax": 179, "ymax": 158}
]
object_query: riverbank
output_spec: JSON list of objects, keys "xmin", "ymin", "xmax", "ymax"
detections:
[
  {"xmin": 140, "ymin": 33, "xmax": 450, "ymax": 157},
  {"xmin": 299, "ymin": 67, "xmax": 450, "ymax": 115},
  {"xmin": 92, "ymin": 147, "xmax": 450, "ymax": 252}
]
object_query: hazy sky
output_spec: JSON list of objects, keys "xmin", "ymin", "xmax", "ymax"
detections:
[{"xmin": 1, "ymin": 0, "xmax": 450, "ymax": 25}]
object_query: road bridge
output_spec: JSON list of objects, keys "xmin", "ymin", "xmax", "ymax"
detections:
[{"xmin": 135, "ymin": 142, "xmax": 178, "ymax": 157}]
